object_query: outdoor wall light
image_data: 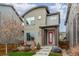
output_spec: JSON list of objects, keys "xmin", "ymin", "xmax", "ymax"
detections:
[
  {"xmin": 22, "ymin": 23, "xmax": 24, "ymax": 26},
  {"xmin": 38, "ymin": 16, "xmax": 41, "ymax": 20}
]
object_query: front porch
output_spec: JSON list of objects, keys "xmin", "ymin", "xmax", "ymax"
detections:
[{"xmin": 40, "ymin": 25, "xmax": 59, "ymax": 46}]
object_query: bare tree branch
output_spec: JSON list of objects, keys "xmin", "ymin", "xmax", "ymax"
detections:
[{"xmin": 0, "ymin": 20, "xmax": 24, "ymax": 44}]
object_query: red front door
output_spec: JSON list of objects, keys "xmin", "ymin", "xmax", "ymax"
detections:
[{"xmin": 47, "ymin": 31, "xmax": 55, "ymax": 45}]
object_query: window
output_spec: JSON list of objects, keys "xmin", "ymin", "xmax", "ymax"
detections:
[
  {"xmin": 27, "ymin": 33, "xmax": 30, "ymax": 41},
  {"xmin": 26, "ymin": 32, "xmax": 38, "ymax": 41},
  {"xmin": 26, "ymin": 17, "xmax": 35, "ymax": 25}
]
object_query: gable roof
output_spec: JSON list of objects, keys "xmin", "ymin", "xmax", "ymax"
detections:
[
  {"xmin": 22, "ymin": 6, "xmax": 49, "ymax": 17},
  {"xmin": 0, "ymin": 4, "xmax": 23, "ymax": 22}
]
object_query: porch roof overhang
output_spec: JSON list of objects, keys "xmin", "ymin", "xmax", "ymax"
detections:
[{"xmin": 39, "ymin": 25, "xmax": 59, "ymax": 29}]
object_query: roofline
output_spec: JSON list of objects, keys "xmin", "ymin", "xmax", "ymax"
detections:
[
  {"xmin": 65, "ymin": 4, "xmax": 71, "ymax": 25},
  {"xmin": 0, "ymin": 4, "xmax": 12, "ymax": 7},
  {"xmin": 47, "ymin": 12, "xmax": 60, "ymax": 24},
  {"xmin": 47, "ymin": 12, "xmax": 60, "ymax": 16},
  {"xmin": 22, "ymin": 6, "xmax": 49, "ymax": 17},
  {"xmin": 0, "ymin": 3, "xmax": 23, "ymax": 22},
  {"xmin": 39, "ymin": 25, "xmax": 59, "ymax": 29}
]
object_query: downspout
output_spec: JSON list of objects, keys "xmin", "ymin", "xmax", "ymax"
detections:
[
  {"xmin": 76, "ymin": 14, "xmax": 78, "ymax": 45},
  {"xmin": 22, "ymin": 18, "xmax": 26, "ymax": 45}
]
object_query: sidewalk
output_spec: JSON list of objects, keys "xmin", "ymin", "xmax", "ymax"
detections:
[
  {"xmin": 33, "ymin": 46, "xmax": 52, "ymax": 56},
  {"xmin": 62, "ymin": 49, "xmax": 69, "ymax": 56}
]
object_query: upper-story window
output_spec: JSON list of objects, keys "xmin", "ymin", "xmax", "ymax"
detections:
[{"xmin": 26, "ymin": 17, "xmax": 35, "ymax": 25}]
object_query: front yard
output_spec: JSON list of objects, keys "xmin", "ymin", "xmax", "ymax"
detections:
[
  {"xmin": 8, "ymin": 51, "xmax": 35, "ymax": 56},
  {"xmin": 7, "ymin": 42, "xmax": 41, "ymax": 56}
]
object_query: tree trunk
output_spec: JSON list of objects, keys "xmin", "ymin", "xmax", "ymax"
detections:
[{"xmin": 5, "ymin": 43, "xmax": 8, "ymax": 55}]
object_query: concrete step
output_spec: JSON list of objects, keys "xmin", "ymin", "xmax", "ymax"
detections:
[{"xmin": 34, "ymin": 46, "xmax": 52, "ymax": 56}]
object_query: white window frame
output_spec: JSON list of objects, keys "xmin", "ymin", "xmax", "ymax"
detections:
[{"xmin": 26, "ymin": 16, "xmax": 35, "ymax": 25}]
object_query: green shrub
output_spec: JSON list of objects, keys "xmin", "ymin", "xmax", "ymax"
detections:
[
  {"xmin": 36, "ymin": 43, "xmax": 40, "ymax": 50},
  {"xmin": 8, "ymin": 51, "xmax": 35, "ymax": 56},
  {"xmin": 49, "ymin": 53, "xmax": 62, "ymax": 56}
]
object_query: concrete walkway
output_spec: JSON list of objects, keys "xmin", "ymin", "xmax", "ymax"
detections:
[
  {"xmin": 33, "ymin": 46, "xmax": 52, "ymax": 56},
  {"xmin": 62, "ymin": 49, "xmax": 69, "ymax": 56}
]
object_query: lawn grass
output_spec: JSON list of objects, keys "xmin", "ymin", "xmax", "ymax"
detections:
[
  {"xmin": 49, "ymin": 53, "xmax": 62, "ymax": 56},
  {"xmin": 8, "ymin": 51, "xmax": 35, "ymax": 56}
]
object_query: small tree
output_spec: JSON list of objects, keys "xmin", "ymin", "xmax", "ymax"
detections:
[
  {"xmin": 37, "ymin": 42, "xmax": 41, "ymax": 50},
  {"xmin": 0, "ymin": 20, "xmax": 23, "ymax": 55}
]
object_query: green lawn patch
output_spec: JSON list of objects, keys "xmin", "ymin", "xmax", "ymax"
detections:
[
  {"xmin": 8, "ymin": 51, "xmax": 35, "ymax": 56},
  {"xmin": 49, "ymin": 53, "xmax": 62, "ymax": 56}
]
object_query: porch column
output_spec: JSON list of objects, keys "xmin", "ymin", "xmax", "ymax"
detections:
[
  {"xmin": 54, "ymin": 28, "xmax": 58, "ymax": 46},
  {"xmin": 41, "ymin": 29, "xmax": 44, "ymax": 46},
  {"xmin": 57, "ymin": 28, "xmax": 59, "ymax": 46},
  {"xmin": 53, "ymin": 31, "xmax": 55, "ymax": 46}
]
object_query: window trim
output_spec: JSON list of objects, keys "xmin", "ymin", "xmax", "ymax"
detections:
[{"xmin": 26, "ymin": 32, "xmax": 35, "ymax": 41}]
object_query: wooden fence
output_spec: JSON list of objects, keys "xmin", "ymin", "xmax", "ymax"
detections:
[{"xmin": 0, "ymin": 44, "xmax": 17, "ymax": 55}]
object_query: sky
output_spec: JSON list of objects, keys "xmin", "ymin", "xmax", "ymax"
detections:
[{"xmin": 11, "ymin": 3, "xmax": 68, "ymax": 32}]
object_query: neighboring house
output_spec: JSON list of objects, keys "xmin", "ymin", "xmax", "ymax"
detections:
[
  {"xmin": 0, "ymin": 4, "xmax": 23, "ymax": 24},
  {"xmin": 65, "ymin": 3, "xmax": 79, "ymax": 47},
  {"xmin": 22, "ymin": 6, "xmax": 60, "ymax": 46},
  {"xmin": 0, "ymin": 4, "xmax": 23, "ymax": 40}
]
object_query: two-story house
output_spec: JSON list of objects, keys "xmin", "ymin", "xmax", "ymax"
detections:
[
  {"xmin": 65, "ymin": 3, "xmax": 79, "ymax": 47},
  {"xmin": 22, "ymin": 6, "xmax": 60, "ymax": 46}
]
